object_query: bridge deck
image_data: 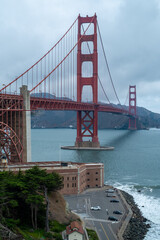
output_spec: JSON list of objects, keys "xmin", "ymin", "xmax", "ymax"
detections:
[{"xmin": 0, "ymin": 94, "xmax": 130, "ymax": 115}]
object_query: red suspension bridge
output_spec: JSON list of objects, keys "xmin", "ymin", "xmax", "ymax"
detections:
[{"xmin": 0, "ymin": 14, "xmax": 137, "ymax": 164}]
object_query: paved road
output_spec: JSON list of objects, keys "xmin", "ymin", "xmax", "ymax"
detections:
[{"xmin": 64, "ymin": 187, "xmax": 126, "ymax": 240}]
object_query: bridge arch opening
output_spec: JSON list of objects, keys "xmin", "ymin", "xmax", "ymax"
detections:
[
  {"xmin": 130, "ymin": 93, "xmax": 135, "ymax": 99},
  {"xmin": 81, "ymin": 85, "xmax": 93, "ymax": 103},
  {"xmin": 81, "ymin": 23, "xmax": 94, "ymax": 35},
  {"xmin": 81, "ymin": 41, "xmax": 93, "ymax": 54},
  {"xmin": 82, "ymin": 61, "xmax": 93, "ymax": 78},
  {"xmin": 130, "ymin": 100, "xmax": 135, "ymax": 106}
]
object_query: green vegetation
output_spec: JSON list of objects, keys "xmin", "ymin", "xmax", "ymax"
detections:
[
  {"xmin": 50, "ymin": 220, "xmax": 66, "ymax": 233},
  {"xmin": 0, "ymin": 166, "xmax": 63, "ymax": 239},
  {"xmin": 87, "ymin": 228, "xmax": 99, "ymax": 240},
  {"xmin": 17, "ymin": 228, "xmax": 46, "ymax": 240},
  {"xmin": 16, "ymin": 220, "xmax": 66, "ymax": 239}
]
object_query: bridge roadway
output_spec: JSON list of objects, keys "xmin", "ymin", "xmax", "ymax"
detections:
[
  {"xmin": 64, "ymin": 187, "xmax": 129, "ymax": 240},
  {"xmin": 0, "ymin": 94, "xmax": 131, "ymax": 116}
]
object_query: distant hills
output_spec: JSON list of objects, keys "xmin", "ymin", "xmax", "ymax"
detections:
[{"xmin": 31, "ymin": 93, "xmax": 160, "ymax": 129}]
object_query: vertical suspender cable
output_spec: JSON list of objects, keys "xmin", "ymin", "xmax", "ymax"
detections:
[
  {"xmin": 71, "ymin": 26, "xmax": 73, "ymax": 100},
  {"xmin": 58, "ymin": 43, "xmax": 59, "ymax": 98},
  {"xmin": 41, "ymin": 59, "xmax": 42, "ymax": 97},
  {"xmin": 73, "ymin": 26, "xmax": 74, "ymax": 100},
  {"xmin": 51, "ymin": 49, "xmax": 53, "ymax": 96},
  {"xmin": 55, "ymin": 46, "xmax": 57, "ymax": 97},
  {"xmin": 48, "ymin": 51, "xmax": 50, "ymax": 95},
  {"xmin": 64, "ymin": 36, "xmax": 66, "ymax": 98},
  {"xmin": 61, "ymin": 40, "xmax": 62, "ymax": 99}
]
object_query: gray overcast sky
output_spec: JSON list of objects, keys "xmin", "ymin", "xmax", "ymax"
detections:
[{"xmin": 1, "ymin": 0, "xmax": 160, "ymax": 113}]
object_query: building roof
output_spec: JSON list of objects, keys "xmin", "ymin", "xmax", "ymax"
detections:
[
  {"xmin": 1, "ymin": 161, "xmax": 104, "ymax": 172},
  {"xmin": 66, "ymin": 221, "xmax": 84, "ymax": 235}
]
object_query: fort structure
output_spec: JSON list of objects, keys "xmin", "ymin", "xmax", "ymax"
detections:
[{"xmin": 0, "ymin": 161, "xmax": 104, "ymax": 195}]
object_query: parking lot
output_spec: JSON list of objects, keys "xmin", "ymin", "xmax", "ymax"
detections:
[{"xmin": 64, "ymin": 187, "xmax": 127, "ymax": 240}]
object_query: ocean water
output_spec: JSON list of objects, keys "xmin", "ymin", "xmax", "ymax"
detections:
[{"xmin": 31, "ymin": 128, "xmax": 160, "ymax": 239}]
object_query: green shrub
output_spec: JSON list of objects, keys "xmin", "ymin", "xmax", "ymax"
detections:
[
  {"xmin": 87, "ymin": 229, "xmax": 99, "ymax": 240},
  {"xmin": 44, "ymin": 231, "xmax": 53, "ymax": 239},
  {"xmin": 53, "ymin": 232, "xmax": 62, "ymax": 240},
  {"xmin": 5, "ymin": 218, "xmax": 20, "ymax": 230},
  {"xmin": 17, "ymin": 228, "xmax": 45, "ymax": 240},
  {"xmin": 49, "ymin": 220, "xmax": 66, "ymax": 233}
]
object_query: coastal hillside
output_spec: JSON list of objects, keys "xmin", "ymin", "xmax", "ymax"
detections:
[{"xmin": 31, "ymin": 95, "xmax": 160, "ymax": 129}]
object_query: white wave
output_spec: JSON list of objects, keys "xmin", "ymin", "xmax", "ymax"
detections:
[
  {"xmin": 105, "ymin": 182, "xmax": 160, "ymax": 240},
  {"xmin": 149, "ymin": 128, "xmax": 160, "ymax": 131}
]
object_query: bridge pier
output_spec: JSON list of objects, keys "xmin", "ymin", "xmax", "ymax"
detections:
[
  {"xmin": 20, "ymin": 85, "xmax": 31, "ymax": 162},
  {"xmin": 75, "ymin": 109, "xmax": 100, "ymax": 148}
]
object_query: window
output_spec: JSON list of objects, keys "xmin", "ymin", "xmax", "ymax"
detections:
[
  {"xmin": 67, "ymin": 184, "xmax": 69, "ymax": 188},
  {"xmin": 67, "ymin": 177, "xmax": 69, "ymax": 180},
  {"xmin": 75, "ymin": 183, "xmax": 76, "ymax": 187},
  {"xmin": 72, "ymin": 183, "xmax": 74, "ymax": 187},
  {"xmin": 87, "ymin": 179, "xmax": 90, "ymax": 181},
  {"xmin": 87, "ymin": 185, "xmax": 90, "ymax": 188},
  {"xmin": 96, "ymin": 172, "xmax": 98, "ymax": 174},
  {"xmin": 96, "ymin": 178, "xmax": 98, "ymax": 181},
  {"xmin": 87, "ymin": 172, "xmax": 90, "ymax": 175}
]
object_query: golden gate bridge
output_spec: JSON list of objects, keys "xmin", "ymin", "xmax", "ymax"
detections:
[{"xmin": 0, "ymin": 14, "xmax": 136, "ymax": 164}]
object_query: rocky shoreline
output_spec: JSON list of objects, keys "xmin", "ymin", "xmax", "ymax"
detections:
[{"xmin": 120, "ymin": 190, "xmax": 150, "ymax": 240}]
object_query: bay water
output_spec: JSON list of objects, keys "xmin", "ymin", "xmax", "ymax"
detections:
[{"xmin": 31, "ymin": 128, "xmax": 160, "ymax": 239}]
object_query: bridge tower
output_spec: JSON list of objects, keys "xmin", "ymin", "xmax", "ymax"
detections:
[
  {"xmin": 75, "ymin": 14, "xmax": 100, "ymax": 147},
  {"xmin": 129, "ymin": 85, "xmax": 137, "ymax": 130}
]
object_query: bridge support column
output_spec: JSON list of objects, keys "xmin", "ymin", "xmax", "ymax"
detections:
[
  {"xmin": 76, "ymin": 111, "xmax": 82, "ymax": 144},
  {"xmin": 129, "ymin": 85, "xmax": 137, "ymax": 130},
  {"xmin": 20, "ymin": 85, "xmax": 31, "ymax": 162},
  {"xmin": 93, "ymin": 109, "xmax": 99, "ymax": 144},
  {"xmin": 75, "ymin": 109, "xmax": 100, "ymax": 148},
  {"xmin": 75, "ymin": 14, "xmax": 100, "ymax": 148}
]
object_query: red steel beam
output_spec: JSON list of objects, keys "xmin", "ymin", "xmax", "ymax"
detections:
[{"xmin": 0, "ymin": 94, "xmax": 133, "ymax": 116}]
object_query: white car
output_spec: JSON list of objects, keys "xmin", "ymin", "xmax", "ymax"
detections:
[
  {"xmin": 105, "ymin": 189, "xmax": 115, "ymax": 193},
  {"xmin": 90, "ymin": 206, "xmax": 101, "ymax": 210}
]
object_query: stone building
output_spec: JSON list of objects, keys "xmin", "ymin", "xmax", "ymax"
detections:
[{"xmin": 0, "ymin": 161, "xmax": 104, "ymax": 195}]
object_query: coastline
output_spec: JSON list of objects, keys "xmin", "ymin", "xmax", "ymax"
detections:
[
  {"xmin": 64, "ymin": 185, "xmax": 151, "ymax": 240},
  {"xmin": 120, "ymin": 190, "xmax": 150, "ymax": 240}
]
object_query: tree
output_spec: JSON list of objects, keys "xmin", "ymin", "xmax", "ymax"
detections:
[
  {"xmin": 40, "ymin": 172, "xmax": 63, "ymax": 232},
  {"xmin": 0, "ymin": 167, "xmax": 63, "ymax": 233},
  {"xmin": 22, "ymin": 167, "xmax": 44, "ymax": 230},
  {"xmin": 24, "ymin": 167, "xmax": 63, "ymax": 232},
  {"xmin": 0, "ymin": 171, "xmax": 19, "ymax": 223}
]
